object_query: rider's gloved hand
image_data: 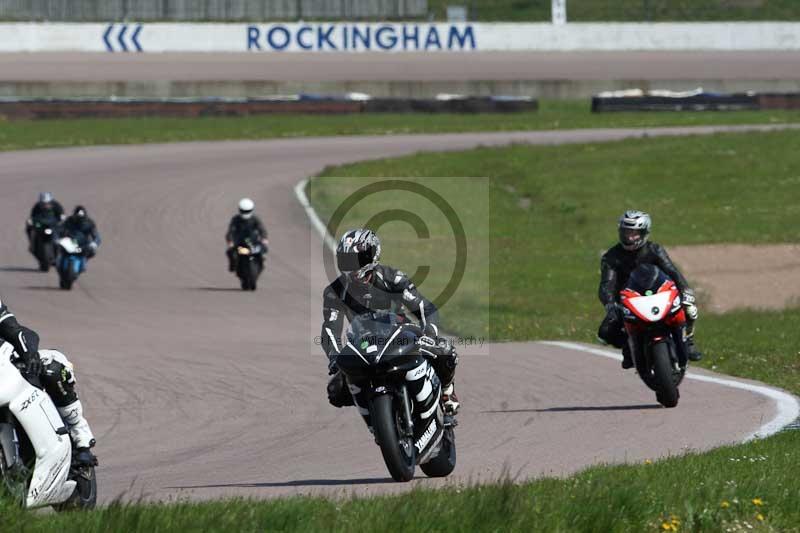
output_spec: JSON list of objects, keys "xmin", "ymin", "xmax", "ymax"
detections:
[
  {"xmin": 327, "ymin": 352, "xmax": 339, "ymax": 375},
  {"xmin": 604, "ymin": 302, "xmax": 620, "ymax": 320},
  {"xmin": 423, "ymin": 323, "xmax": 440, "ymax": 338},
  {"xmin": 681, "ymin": 289, "xmax": 699, "ymax": 320},
  {"xmin": 419, "ymin": 323, "xmax": 442, "ymax": 353},
  {"xmin": 681, "ymin": 289, "xmax": 696, "ymax": 305},
  {"xmin": 22, "ymin": 350, "xmax": 43, "ymax": 378}
]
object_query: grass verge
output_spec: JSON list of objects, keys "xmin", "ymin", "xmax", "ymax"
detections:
[
  {"xmin": 3, "ymin": 431, "xmax": 798, "ymax": 532},
  {"xmin": 1, "ymin": 101, "xmax": 800, "ymax": 152}
]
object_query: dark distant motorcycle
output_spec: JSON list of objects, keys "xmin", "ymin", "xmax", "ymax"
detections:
[
  {"xmin": 336, "ymin": 311, "xmax": 457, "ymax": 482},
  {"xmin": 29, "ymin": 217, "xmax": 59, "ymax": 272},
  {"xmin": 233, "ymin": 237, "xmax": 265, "ymax": 291},
  {"xmin": 620, "ymin": 264, "xmax": 689, "ymax": 408},
  {"xmin": 56, "ymin": 232, "xmax": 89, "ymax": 290}
]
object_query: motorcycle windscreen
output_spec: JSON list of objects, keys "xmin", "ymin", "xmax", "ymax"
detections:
[
  {"xmin": 626, "ymin": 264, "xmax": 671, "ymax": 292},
  {"xmin": 336, "ymin": 344, "xmax": 373, "ymax": 378}
]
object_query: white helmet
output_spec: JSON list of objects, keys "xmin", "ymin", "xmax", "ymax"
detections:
[
  {"xmin": 238, "ymin": 198, "xmax": 255, "ymax": 219},
  {"xmin": 618, "ymin": 210, "xmax": 651, "ymax": 251}
]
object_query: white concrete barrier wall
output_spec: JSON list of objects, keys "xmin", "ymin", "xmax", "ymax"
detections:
[{"xmin": 1, "ymin": 22, "xmax": 800, "ymax": 53}]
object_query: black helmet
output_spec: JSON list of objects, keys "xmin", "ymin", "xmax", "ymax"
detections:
[
  {"xmin": 73, "ymin": 205, "xmax": 87, "ymax": 218},
  {"xmin": 336, "ymin": 229, "xmax": 381, "ymax": 281}
]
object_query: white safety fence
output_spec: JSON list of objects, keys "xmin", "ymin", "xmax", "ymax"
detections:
[{"xmin": 1, "ymin": 22, "xmax": 799, "ymax": 53}]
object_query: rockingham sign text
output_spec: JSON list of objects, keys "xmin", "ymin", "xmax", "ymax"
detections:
[
  {"xmin": 246, "ymin": 24, "xmax": 476, "ymax": 52},
  {"xmin": 1, "ymin": 22, "xmax": 799, "ymax": 53}
]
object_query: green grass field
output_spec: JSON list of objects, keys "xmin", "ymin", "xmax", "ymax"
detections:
[
  {"xmin": 2, "ymin": 101, "xmax": 800, "ymax": 152},
  {"xmin": 3, "ymin": 121, "xmax": 800, "ymax": 531},
  {"xmin": 429, "ymin": 0, "xmax": 800, "ymax": 22}
]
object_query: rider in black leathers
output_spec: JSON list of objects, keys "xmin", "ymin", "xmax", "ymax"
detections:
[
  {"xmin": 0, "ymin": 297, "xmax": 97, "ymax": 465},
  {"xmin": 226, "ymin": 198, "xmax": 268, "ymax": 272},
  {"xmin": 62, "ymin": 205, "xmax": 101, "ymax": 261},
  {"xmin": 26, "ymin": 192, "xmax": 65, "ymax": 252},
  {"xmin": 322, "ymin": 228, "xmax": 460, "ymax": 415},
  {"xmin": 598, "ymin": 210, "xmax": 702, "ymax": 369}
]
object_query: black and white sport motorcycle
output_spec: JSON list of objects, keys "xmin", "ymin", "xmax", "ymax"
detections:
[
  {"xmin": 0, "ymin": 343, "xmax": 96, "ymax": 509},
  {"xmin": 335, "ymin": 311, "xmax": 457, "ymax": 482}
]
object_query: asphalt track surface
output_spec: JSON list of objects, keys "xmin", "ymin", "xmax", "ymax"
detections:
[
  {"xmin": 0, "ymin": 124, "xmax": 795, "ymax": 504},
  {"xmin": 1, "ymin": 51, "xmax": 799, "ymax": 81}
]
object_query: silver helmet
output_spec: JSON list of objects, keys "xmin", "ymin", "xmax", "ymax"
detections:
[
  {"xmin": 618, "ymin": 210, "xmax": 651, "ymax": 251},
  {"xmin": 336, "ymin": 228, "xmax": 381, "ymax": 281}
]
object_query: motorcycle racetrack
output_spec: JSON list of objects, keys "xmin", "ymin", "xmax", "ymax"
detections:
[{"xmin": 0, "ymin": 127, "xmax": 796, "ymax": 504}]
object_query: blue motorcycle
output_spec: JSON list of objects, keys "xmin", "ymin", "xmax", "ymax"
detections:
[{"xmin": 56, "ymin": 233, "xmax": 88, "ymax": 290}]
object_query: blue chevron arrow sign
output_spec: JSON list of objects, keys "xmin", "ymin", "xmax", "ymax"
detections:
[{"xmin": 103, "ymin": 24, "xmax": 143, "ymax": 52}]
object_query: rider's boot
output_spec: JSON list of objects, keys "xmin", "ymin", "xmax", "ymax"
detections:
[
  {"xmin": 621, "ymin": 343, "xmax": 634, "ymax": 369},
  {"xmin": 685, "ymin": 322, "xmax": 703, "ymax": 361},
  {"xmin": 57, "ymin": 400, "xmax": 98, "ymax": 465},
  {"xmin": 442, "ymin": 382, "xmax": 460, "ymax": 415},
  {"xmin": 686, "ymin": 337, "xmax": 703, "ymax": 361},
  {"xmin": 326, "ymin": 370, "xmax": 354, "ymax": 408}
]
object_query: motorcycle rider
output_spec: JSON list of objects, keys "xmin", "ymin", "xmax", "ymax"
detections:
[
  {"xmin": 225, "ymin": 198, "xmax": 268, "ymax": 272},
  {"xmin": 598, "ymin": 210, "xmax": 703, "ymax": 369},
  {"xmin": 26, "ymin": 192, "xmax": 65, "ymax": 252},
  {"xmin": 321, "ymin": 228, "xmax": 460, "ymax": 415},
  {"xmin": 0, "ymin": 297, "xmax": 98, "ymax": 465},
  {"xmin": 61, "ymin": 205, "xmax": 101, "ymax": 262}
]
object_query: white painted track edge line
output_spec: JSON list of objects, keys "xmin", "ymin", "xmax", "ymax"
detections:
[
  {"xmin": 294, "ymin": 177, "xmax": 336, "ymax": 253},
  {"xmin": 542, "ymin": 340, "xmax": 800, "ymax": 441}
]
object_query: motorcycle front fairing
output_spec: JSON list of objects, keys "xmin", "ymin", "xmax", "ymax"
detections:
[
  {"xmin": 336, "ymin": 312, "xmax": 445, "ymax": 461},
  {"xmin": 621, "ymin": 273, "xmax": 689, "ymax": 370},
  {"xmin": 336, "ymin": 325, "xmax": 425, "ymax": 381},
  {"xmin": 0, "ymin": 344, "xmax": 75, "ymax": 508}
]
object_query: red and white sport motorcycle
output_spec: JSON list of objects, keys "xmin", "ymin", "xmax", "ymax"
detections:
[{"xmin": 620, "ymin": 264, "xmax": 689, "ymax": 408}]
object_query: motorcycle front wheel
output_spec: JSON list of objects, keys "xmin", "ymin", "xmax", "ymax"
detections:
[
  {"xmin": 54, "ymin": 465, "xmax": 97, "ymax": 511},
  {"xmin": 652, "ymin": 342, "xmax": 680, "ymax": 408},
  {"xmin": 371, "ymin": 394, "xmax": 415, "ymax": 482}
]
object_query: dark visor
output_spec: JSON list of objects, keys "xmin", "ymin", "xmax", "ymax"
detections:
[{"xmin": 337, "ymin": 250, "xmax": 373, "ymax": 272}]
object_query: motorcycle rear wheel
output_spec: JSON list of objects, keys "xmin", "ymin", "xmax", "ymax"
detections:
[
  {"xmin": 420, "ymin": 427, "xmax": 456, "ymax": 478},
  {"xmin": 371, "ymin": 394, "xmax": 415, "ymax": 482}
]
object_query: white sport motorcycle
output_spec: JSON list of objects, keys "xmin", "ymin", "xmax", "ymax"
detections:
[{"xmin": 0, "ymin": 343, "xmax": 95, "ymax": 509}]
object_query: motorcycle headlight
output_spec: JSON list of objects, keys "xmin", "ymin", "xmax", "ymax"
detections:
[
  {"xmin": 44, "ymin": 228, "xmax": 53, "ymax": 235},
  {"xmin": 237, "ymin": 246, "xmax": 250, "ymax": 255}
]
